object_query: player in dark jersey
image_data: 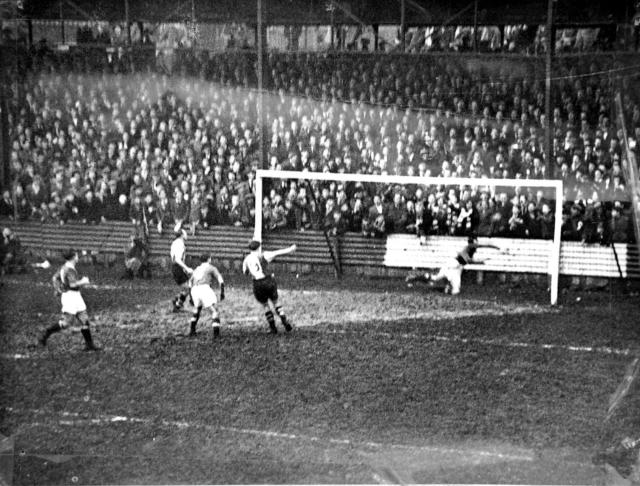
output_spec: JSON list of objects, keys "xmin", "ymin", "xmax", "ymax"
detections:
[
  {"xmin": 122, "ymin": 235, "xmax": 150, "ymax": 280},
  {"xmin": 406, "ymin": 236, "xmax": 506, "ymax": 295},
  {"xmin": 242, "ymin": 240, "xmax": 296, "ymax": 334},
  {"xmin": 188, "ymin": 253, "xmax": 225, "ymax": 337},
  {"xmin": 39, "ymin": 248, "xmax": 100, "ymax": 351}
]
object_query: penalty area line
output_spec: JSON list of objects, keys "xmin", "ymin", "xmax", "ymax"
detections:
[
  {"xmin": 5, "ymin": 407, "xmax": 534, "ymax": 463},
  {"xmin": 326, "ymin": 329, "xmax": 632, "ymax": 357}
]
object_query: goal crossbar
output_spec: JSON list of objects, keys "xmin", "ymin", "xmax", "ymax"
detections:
[{"xmin": 254, "ymin": 169, "xmax": 563, "ymax": 305}]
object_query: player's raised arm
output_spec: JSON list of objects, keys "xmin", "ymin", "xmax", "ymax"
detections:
[
  {"xmin": 477, "ymin": 243, "xmax": 503, "ymax": 252},
  {"xmin": 263, "ymin": 244, "xmax": 297, "ymax": 263}
]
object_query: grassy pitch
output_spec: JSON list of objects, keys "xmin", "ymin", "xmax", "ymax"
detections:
[{"xmin": 1, "ymin": 267, "xmax": 639, "ymax": 484}]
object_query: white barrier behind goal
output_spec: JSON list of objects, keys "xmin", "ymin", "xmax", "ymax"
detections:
[{"xmin": 254, "ymin": 170, "xmax": 563, "ymax": 305}]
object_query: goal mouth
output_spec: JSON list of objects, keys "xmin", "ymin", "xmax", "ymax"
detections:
[{"xmin": 253, "ymin": 169, "xmax": 563, "ymax": 305}]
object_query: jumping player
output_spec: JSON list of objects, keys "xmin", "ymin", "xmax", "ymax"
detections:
[
  {"xmin": 188, "ymin": 254, "xmax": 225, "ymax": 337},
  {"xmin": 242, "ymin": 240, "xmax": 296, "ymax": 334},
  {"xmin": 406, "ymin": 236, "xmax": 507, "ymax": 295},
  {"xmin": 171, "ymin": 228, "xmax": 193, "ymax": 312},
  {"xmin": 39, "ymin": 248, "xmax": 100, "ymax": 351}
]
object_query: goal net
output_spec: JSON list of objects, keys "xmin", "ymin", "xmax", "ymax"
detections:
[{"xmin": 253, "ymin": 169, "xmax": 563, "ymax": 305}]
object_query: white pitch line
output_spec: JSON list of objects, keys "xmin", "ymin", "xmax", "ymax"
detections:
[
  {"xmin": 5, "ymin": 407, "xmax": 534, "ymax": 463},
  {"xmin": 1, "ymin": 353, "xmax": 31, "ymax": 360},
  {"xmin": 317, "ymin": 328, "xmax": 632, "ymax": 357},
  {"xmin": 1, "ymin": 329, "xmax": 631, "ymax": 360},
  {"xmin": 401, "ymin": 331, "xmax": 627, "ymax": 356},
  {"xmin": 2, "ymin": 278, "xmax": 120, "ymax": 290}
]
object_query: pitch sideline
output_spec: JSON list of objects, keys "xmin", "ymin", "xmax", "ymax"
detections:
[{"xmin": 5, "ymin": 406, "xmax": 535, "ymax": 463}]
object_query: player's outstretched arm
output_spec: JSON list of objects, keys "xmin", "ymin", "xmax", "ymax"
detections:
[
  {"xmin": 477, "ymin": 243, "xmax": 502, "ymax": 251},
  {"xmin": 477, "ymin": 243, "xmax": 511, "ymax": 256},
  {"xmin": 264, "ymin": 244, "xmax": 297, "ymax": 262}
]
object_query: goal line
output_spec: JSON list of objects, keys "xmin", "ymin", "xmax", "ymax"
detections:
[{"xmin": 253, "ymin": 169, "xmax": 563, "ymax": 305}]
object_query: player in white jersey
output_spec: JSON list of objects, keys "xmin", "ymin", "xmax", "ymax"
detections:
[
  {"xmin": 170, "ymin": 228, "xmax": 193, "ymax": 312},
  {"xmin": 188, "ymin": 253, "xmax": 225, "ymax": 337},
  {"xmin": 242, "ymin": 240, "xmax": 296, "ymax": 334}
]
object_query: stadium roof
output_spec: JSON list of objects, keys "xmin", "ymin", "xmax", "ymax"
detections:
[{"xmin": 18, "ymin": 0, "xmax": 634, "ymax": 26}]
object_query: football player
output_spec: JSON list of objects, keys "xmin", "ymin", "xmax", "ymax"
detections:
[
  {"xmin": 39, "ymin": 248, "xmax": 100, "ymax": 351},
  {"xmin": 242, "ymin": 240, "xmax": 296, "ymax": 334},
  {"xmin": 406, "ymin": 236, "xmax": 506, "ymax": 295},
  {"xmin": 170, "ymin": 228, "xmax": 193, "ymax": 312},
  {"xmin": 188, "ymin": 253, "xmax": 225, "ymax": 337}
]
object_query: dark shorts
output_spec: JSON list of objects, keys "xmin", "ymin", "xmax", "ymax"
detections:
[
  {"xmin": 253, "ymin": 275, "xmax": 278, "ymax": 304},
  {"xmin": 172, "ymin": 263, "xmax": 189, "ymax": 285}
]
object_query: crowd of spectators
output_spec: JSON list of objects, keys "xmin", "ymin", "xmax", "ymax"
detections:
[{"xmin": 1, "ymin": 45, "xmax": 638, "ymax": 245}]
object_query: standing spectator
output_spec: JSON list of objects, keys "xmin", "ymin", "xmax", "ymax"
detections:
[
  {"xmin": 79, "ymin": 190, "xmax": 104, "ymax": 224},
  {"xmin": 387, "ymin": 193, "xmax": 408, "ymax": 233},
  {"xmin": 14, "ymin": 185, "xmax": 32, "ymax": 221},
  {"xmin": 0, "ymin": 190, "xmax": 14, "ymax": 219},
  {"xmin": 1, "ymin": 227, "xmax": 26, "ymax": 274},
  {"xmin": 605, "ymin": 202, "xmax": 631, "ymax": 244},
  {"xmin": 562, "ymin": 204, "xmax": 584, "ymax": 241},
  {"xmin": 229, "ymin": 193, "xmax": 250, "ymax": 227},
  {"xmin": 456, "ymin": 199, "xmax": 479, "ymax": 236},
  {"xmin": 61, "ymin": 193, "xmax": 81, "ymax": 223},
  {"xmin": 102, "ymin": 180, "xmax": 122, "ymax": 221},
  {"xmin": 25, "ymin": 177, "xmax": 49, "ymax": 209},
  {"xmin": 539, "ymin": 203, "xmax": 555, "ymax": 240},
  {"xmin": 507, "ymin": 205, "xmax": 526, "ymax": 238},
  {"xmin": 363, "ymin": 194, "xmax": 387, "ymax": 238},
  {"xmin": 171, "ymin": 189, "xmax": 190, "ymax": 228},
  {"xmin": 157, "ymin": 195, "xmax": 174, "ymax": 234},
  {"xmin": 197, "ymin": 195, "xmax": 216, "ymax": 229},
  {"xmin": 476, "ymin": 192, "xmax": 494, "ymax": 237},
  {"xmin": 523, "ymin": 202, "xmax": 542, "ymax": 239}
]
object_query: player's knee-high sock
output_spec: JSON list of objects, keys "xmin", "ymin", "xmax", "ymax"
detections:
[
  {"xmin": 190, "ymin": 306, "xmax": 202, "ymax": 335},
  {"xmin": 212, "ymin": 316, "xmax": 220, "ymax": 337},
  {"xmin": 274, "ymin": 305, "xmax": 292, "ymax": 332},
  {"xmin": 39, "ymin": 321, "xmax": 62, "ymax": 346},
  {"xmin": 265, "ymin": 310, "xmax": 277, "ymax": 334},
  {"xmin": 80, "ymin": 325, "xmax": 98, "ymax": 351}
]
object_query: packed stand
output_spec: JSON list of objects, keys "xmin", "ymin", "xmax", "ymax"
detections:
[{"xmin": 2, "ymin": 46, "xmax": 639, "ymax": 244}]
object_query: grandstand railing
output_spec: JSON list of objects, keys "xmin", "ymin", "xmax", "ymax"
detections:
[{"xmin": 5, "ymin": 220, "xmax": 639, "ymax": 281}]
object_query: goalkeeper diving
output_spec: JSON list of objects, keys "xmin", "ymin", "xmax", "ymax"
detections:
[{"xmin": 406, "ymin": 235, "xmax": 509, "ymax": 295}]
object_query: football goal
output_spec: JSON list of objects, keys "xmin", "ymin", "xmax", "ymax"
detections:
[{"xmin": 253, "ymin": 169, "xmax": 563, "ymax": 305}]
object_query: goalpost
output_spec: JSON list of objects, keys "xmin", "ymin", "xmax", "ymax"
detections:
[{"xmin": 253, "ymin": 169, "xmax": 564, "ymax": 305}]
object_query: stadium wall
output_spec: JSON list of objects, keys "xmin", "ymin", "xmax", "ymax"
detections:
[{"xmin": 4, "ymin": 221, "xmax": 640, "ymax": 283}]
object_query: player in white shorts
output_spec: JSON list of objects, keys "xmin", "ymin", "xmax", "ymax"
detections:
[
  {"xmin": 39, "ymin": 248, "xmax": 100, "ymax": 351},
  {"xmin": 171, "ymin": 228, "xmax": 193, "ymax": 312},
  {"xmin": 188, "ymin": 253, "xmax": 225, "ymax": 337},
  {"xmin": 406, "ymin": 236, "xmax": 506, "ymax": 295}
]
